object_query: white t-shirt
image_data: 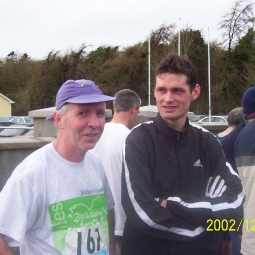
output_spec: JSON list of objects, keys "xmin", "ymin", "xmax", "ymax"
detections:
[
  {"xmin": 92, "ymin": 122, "xmax": 130, "ymax": 236},
  {"xmin": 0, "ymin": 142, "xmax": 114, "ymax": 255}
]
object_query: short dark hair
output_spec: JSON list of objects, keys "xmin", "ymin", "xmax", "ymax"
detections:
[
  {"xmin": 154, "ymin": 53, "xmax": 197, "ymax": 90},
  {"xmin": 227, "ymin": 107, "xmax": 243, "ymax": 126},
  {"xmin": 113, "ymin": 89, "xmax": 141, "ymax": 113}
]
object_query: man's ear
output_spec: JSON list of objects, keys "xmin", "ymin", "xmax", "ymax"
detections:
[
  {"xmin": 53, "ymin": 112, "xmax": 63, "ymax": 129},
  {"xmin": 130, "ymin": 105, "xmax": 136, "ymax": 115},
  {"xmin": 191, "ymin": 84, "xmax": 200, "ymax": 100}
]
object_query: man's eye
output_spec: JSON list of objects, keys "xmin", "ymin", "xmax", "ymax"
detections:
[
  {"xmin": 97, "ymin": 111, "xmax": 105, "ymax": 117},
  {"xmin": 78, "ymin": 111, "xmax": 88, "ymax": 115}
]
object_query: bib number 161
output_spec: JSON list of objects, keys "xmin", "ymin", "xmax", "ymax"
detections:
[{"xmin": 65, "ymin": 224, "xmax": 107, "ymax": 254}]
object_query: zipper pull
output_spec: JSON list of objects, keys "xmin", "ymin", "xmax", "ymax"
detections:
[{"xmin": 176, "ymin": 132, "xmax": 180, "ymax": 140}]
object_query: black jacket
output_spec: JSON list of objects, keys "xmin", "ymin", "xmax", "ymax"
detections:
[{"xmin": 121, "ymin": 114, "xmax": 244, "ymax": 254}]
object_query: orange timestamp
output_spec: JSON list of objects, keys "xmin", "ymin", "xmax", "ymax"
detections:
[{"xmin": 206, "ymin": 219, "xmax": 254, "ymax": 232}]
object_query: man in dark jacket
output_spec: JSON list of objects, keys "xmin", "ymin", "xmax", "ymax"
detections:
[{"xmin": 121, "ymin": 53, "xmax": 245, "ymax": 255}]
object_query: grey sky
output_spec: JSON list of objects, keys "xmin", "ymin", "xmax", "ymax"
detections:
[{"xmin": 0, "ymin": 0, "xmax": 235, "ymax": 60}]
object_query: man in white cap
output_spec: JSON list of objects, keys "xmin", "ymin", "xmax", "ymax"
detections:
[{"xmin": 0, "ymin": 79, "xmax": 115, "ymax": 255}]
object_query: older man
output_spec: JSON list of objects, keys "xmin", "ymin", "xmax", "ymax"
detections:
[{"xmin": 0, "ymin": 79, "xmax": 115, "ymax": 255}]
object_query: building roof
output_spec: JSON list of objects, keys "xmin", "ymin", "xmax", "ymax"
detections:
[{"xmin": 0, "ymin": 93, "xmax": 15, "ymax": 104}]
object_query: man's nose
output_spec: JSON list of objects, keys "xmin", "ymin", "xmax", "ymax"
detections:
[
  {"xmin": 88, "ymin": 114, "xmax": 100, "ymax": 128},
  {"xmin": 164, "ymin": 91, "xmax": 174, "ymax": 102}
]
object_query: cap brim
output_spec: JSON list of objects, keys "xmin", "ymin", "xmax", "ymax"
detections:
[{"xmin": 66, "ymin": 94, "xmax": 115, "ymax": 104}]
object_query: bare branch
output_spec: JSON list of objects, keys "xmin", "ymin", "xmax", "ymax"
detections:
[{"xmin": 218, "ymin": 0, "xmax": 255, "ymax": 50}]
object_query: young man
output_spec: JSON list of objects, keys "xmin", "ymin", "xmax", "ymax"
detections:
[
  {"xmin": 0, "ymin": 79, "xmax": 115, "ymax": 255},
  {"xmin": 93, "ymin": 89, "xmax": 141, "ymax": 254},
  {"xmin": 121, "ymin": 54, "xmax": 245, "ymax": 255}
]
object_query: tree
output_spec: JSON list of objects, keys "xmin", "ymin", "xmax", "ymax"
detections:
[
  {"xmin": 218, "ymin": 0, "xmax": 255, "ymax": 106},
  {"xmin": 231, "ymin": 28, "xmax": 255, "ymax": 100},
  {"xmin": 219, "ymin": 0, "xmax": 255, "ymax": 51}
]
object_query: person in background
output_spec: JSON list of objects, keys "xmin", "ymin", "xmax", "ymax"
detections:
[
  {"xmin": 93, "ymin": 89, "xmax": 141, "ymax": 255},
  {"xmin": 121, "ymin": 53, "xmax": 245, "ymax": 255},
  {"xmin": 216, "ymin": 107, "xmax": 243, "ymax": 144},
  {"xmin": 219, "ymin": 88, "xmax": 255, "ymax": 255},
  {"xmin": 216, "ymin": 106, "xmax": 243, "ymax": 255},
  {"xmin": 0, "ymin": 79, "xmax": 115, "ymax": 255},
  {"xmin": 235, "ymin": 86, "xmax": 255, "ymax": 255}
]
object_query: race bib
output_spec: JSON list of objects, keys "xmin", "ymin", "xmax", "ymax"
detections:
[{"xmin": 48, "ymin": 194, "xmax": 109, "ymax": 254}]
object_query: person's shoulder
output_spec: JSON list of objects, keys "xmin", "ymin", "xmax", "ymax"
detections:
[
  {"xmin": 189, "ymin": 122, "xmax": 220, "ymax": 144},
  {"xmin": 126, "ymin": 121, "xmax": 154, "ymax": 144},
  {"xmin": 132, "ymin": 120, "xmax": 154, "ymax": 131},
  {"xmin": 189, "ymin": 122, "xmax": 213, "ymax": 136},
  {"xmin": 104, "ymin": 122, "xmax": 130, "ymax": 134},
  {"xmin": 236, "ymin": 119, "xmax": 255, "ymax": 144},
  {"xmin": 129, "ymin": 120, "xmax": 154, "ymax": 135}
]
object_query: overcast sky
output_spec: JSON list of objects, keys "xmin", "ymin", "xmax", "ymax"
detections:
[{"xmin": 0, "ymin": 0, "xmax": 236, "ymax": 60}]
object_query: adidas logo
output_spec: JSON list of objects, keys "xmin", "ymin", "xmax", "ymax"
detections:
[{"xmin": 194, "ymin": 159, "xmax": 203, "ymax": 167}]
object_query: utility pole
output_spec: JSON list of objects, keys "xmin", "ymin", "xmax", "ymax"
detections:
[
  {"xmin": 208, "ymin": 28, "xmax": 212, "ymax": 121},
  {"xmin": 148, "ymin": 37, "xmax": 151, "ymax": 105},
  {"xmin": 178, "ymin": 17, "xmax": 181, "ymax": 56}
]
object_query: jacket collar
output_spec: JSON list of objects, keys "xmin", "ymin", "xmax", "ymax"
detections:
[{"xmin": 153, "ymin": 113, "xmax": 189, "ymax": 140}]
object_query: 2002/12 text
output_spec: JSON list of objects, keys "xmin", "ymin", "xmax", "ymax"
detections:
[{"xmin": 206, "ymin": 219, "xmax": 255, "ymax": 232}]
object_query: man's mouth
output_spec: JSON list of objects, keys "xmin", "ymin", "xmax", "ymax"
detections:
[
  {"xmin": 163, "ymin": 106, "xmax": 176, "ymax": 109},
  {"xmin": 86, "ymin": 134, "xmax": 97, "ymax": 137}
]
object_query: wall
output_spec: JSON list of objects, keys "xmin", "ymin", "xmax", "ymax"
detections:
[{"xmin": 0, "ymin": 137, "xmax": 55, "ymax": 191}]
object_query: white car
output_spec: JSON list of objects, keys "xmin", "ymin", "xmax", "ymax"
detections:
[{"xmin": 198, "ymin": 116, "xmax": 227, "ymax": 124}]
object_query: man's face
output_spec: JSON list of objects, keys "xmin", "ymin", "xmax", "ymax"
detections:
[
  {"xmin": 154, "ymin": 73, "xmax": 200, "ymax": 129},
  {"xmin": 59, "ymin": 102, "xmax": 105, "ymax": 154}
]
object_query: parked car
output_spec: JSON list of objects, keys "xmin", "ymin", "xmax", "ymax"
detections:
[
  {"xmin": 9, "ymin": 116, "xmax": 33, "ymax": 124},
  {"xmin": 198, "ymin": 116, "xmax": 227, "ymax": 124},
  {"xmin": 0, "ymin": 123, "xmax": 33, "ymax": 137},
  {"xmin": 190, "ymin": 114, "xmax": 208, "ymax": 122}
]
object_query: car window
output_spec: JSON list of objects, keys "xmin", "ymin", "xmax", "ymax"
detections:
[{"xmin": 215, "ymin": 117, "xmax": 224, "ymax": 122}]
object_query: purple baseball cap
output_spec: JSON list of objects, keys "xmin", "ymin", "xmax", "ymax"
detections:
[{"xmin": 46, "ymin": 79, "xmax": 115, "ymax": 120}]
